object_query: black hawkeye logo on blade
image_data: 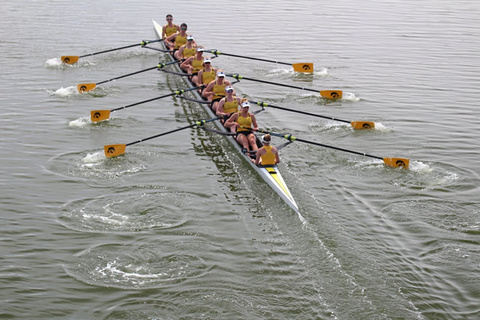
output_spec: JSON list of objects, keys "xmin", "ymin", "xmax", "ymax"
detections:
[
  {"xmin": 93, "ymin": 112, "xmax": 101, "ymax": 119},
  {"xmin": 107, "ymin": 147, "xmax": 116, "ymax": 154},
  {"xmin": 331, "ymin": 92, "xmax": 339, "ymax": 98},
  {"xmin": 396, "ymin": 160, "xmax": 406, "ymax": 168},
  {"xmin": 302, "ymin": 64, "xmax": 311, "ymax": 70}
]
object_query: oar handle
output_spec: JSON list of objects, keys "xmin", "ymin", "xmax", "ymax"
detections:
[
  {"xmin": 79, "ymin": 39, "xmax": 163, "ymax": 58},
  {"xmin": 251, "ymin": 100, "xmax": 350, "ymax": 124},
  {"xmin": 227, "ymin": 74, "xmax": 318, "ymax": 93},
  {"xmin": 207, "ymin": 50, "xmax": 291, "ymax": 66}
]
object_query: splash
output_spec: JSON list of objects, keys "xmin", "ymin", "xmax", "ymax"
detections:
[
  {"xmin": 69, "ymin": 117, "xmax": 91, "ymax": 128},
  {"xmin": 44, "ymin": 57, "xmax": 95, "ymax": 68},
  {"xmin": 409, "ymin": 160, "xmax": 432, "ymax": 173},
  {"xmin": 342, "ymin": 92, "xmax": 360, "ymax": 102},
  {"xmin": 45, "ymin": 57, "xmax": 63, "ymax": 67},
  {"xmin": 82, "ymin": 151, "xmax": 106, "ymax": 164},
  {"xmin": 373, "ymin": 122, "xmax": 387, "ymax": 131},
  {"xmin": 50, "ymin": 86, "xmax": 79, "ymax": 97},
  {"xmin": 314, "ymin": 67, "xmax": 329, "ymax": 76}
]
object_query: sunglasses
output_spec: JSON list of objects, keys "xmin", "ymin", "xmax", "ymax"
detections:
[{"xmin": 166, "ymin": 18, "xmax": 172, "ymax": 20}]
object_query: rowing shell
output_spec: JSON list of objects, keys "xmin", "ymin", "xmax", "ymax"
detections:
[{"xmin": 152, "ymin": 19, "xmax": 298, "ymax": 213}]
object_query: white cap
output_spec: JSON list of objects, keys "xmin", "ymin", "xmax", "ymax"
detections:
[
  {"xmin": 203, "ymin": 58, "xmax": 211, "ymax": 64},
  {"xmin": 217, "ymin": 71, "xmax": 225, "ymax": 77},
  {"xmin": 225, "ymin": 86, "xmax": 234, "ymax": 92},
  {"xmin": 241, "ymin": 101, "xmax": 250, "ymax": 108},
  {"xmin": 187, "ymin": 35, "xmax": 194, "ymax": 41},
  {"xmin": 196, "ymin": 47, "xmax": 204, "ymax": 52}
]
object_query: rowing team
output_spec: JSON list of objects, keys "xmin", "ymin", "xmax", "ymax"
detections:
[{"xmin": 161, "ymin": 14, "xmax": 280, "ymax": 167}]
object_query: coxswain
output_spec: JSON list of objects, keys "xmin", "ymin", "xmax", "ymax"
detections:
[
  {"xmin": 255, "ymin": 134, "xmax": 280, "ymax": 166},
  {"xmin": 216, "ymin": 86, "xmax": 241, "ymax": 132},
  {"xmin": 225, "ymin": 100, "xmax": 259, "ymax": 153},
  {"xmin": 162, "ymin": 14, "xmax": 180, "ymax": 39},
  {"xmin": 202, "ymin": 71, "xmax": 232, "ymax": 113}
]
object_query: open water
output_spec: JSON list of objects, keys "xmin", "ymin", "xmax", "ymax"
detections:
[{"xmin": 1, "ymin": 0, "xmax": 479, "ymax": 319}]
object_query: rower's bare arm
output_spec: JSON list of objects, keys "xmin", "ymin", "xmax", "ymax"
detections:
[{"xmin": 251, "ymin": 114, "xmax": 259, "ymax": 130}]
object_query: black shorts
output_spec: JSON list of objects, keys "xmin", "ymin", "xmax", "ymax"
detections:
[{"xmin": 236, "ymin": 131, "xmax": 254, "ymax": 138}]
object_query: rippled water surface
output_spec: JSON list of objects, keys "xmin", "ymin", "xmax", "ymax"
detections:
[{"xmin": 1, "ymin": 0, "xmax": 479, "ymax": 319}]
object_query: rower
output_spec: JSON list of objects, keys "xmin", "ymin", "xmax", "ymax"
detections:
[
  {"xmin": 225, "ymin": 100, "xmax": 259, "ymax": 154},
  {"xmin": 202, "ymin": 71, "xmax": 232, "ymax": 113},
  {"xmin": 255, "ymin": 134, "xmax": 280, "ymax": 166},
  {"xmin": 164, "ymin": 22, "xmax": 189, "ymax": 52},
  {"xmin": 175, "ymin": 35, "xmax": 197, "ymax": 60},
  {"xmin": 161, "ymin": 14, "xmax": 180, "ymax": 39},
  {"xmin": 180, "ymin": 47, "xmax": 205, "ymax": 83},
  {"xmin": 216, "ymin": 86, "xmax": 241, "ymax": 132},
  {"xmin": 195, "ymin": 58, "xmax": 217, "ymax": 88}
]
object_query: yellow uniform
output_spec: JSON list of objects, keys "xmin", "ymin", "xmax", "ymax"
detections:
[
  {"xmin": 191, "ymin": 57, "xmax": 204, "ymax": 73},
  {"xmin": 163, "ymin": 25, "xmax": 178, "ymax": 38},
  {"xmin": 260, "ymin": 145, "xmax": 276, "ymax": 165},
  {"xmin": 237, "ymin": 112, "xmax": 253, "ymax": 133},
  {"xmin": 223, "ymin": 98, "xmax": 239, "ymax": 114},
  {"xmin": 182, "ymin": 46, "xmax": 196, "ymax": 58},
  {"xmin": 212, "ymin": 82, "xmax": 226, "ymax": 101},
  {"xmin": 174, "ymin": 34, "xmax": 187, "ymax": 49},
  {"xmin": 201, "ymin": 70, "xmax": 216, "ymax": 85}
]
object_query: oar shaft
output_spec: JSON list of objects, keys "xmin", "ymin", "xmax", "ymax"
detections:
[
  {"xmin": 96, "ymin": 66, "xmax": 158, "ymax": 85},
  {"xmin": 208, "ymin": 50, "xmax": 291, "ymax": 66},
  {"xmin": 110, "ymin": 86, "xmax": 201, "ymax": 112},
  {"xmin": 227, "ymin": 74, "xmax": 318, "ymax": 93},
  {"xmin": 96, "ymin": 60, "xmax": 180, "ymax": 85},
  {"xmin": 294, "ymin": 137, "xmax": 383, "ymax": 160},
  {"xmin": 251, "ymin": 100, "xmax": 350, "ymax": 124},
  {"xmin": 125, "ymin": 117, "xmax": 219, "ymax": 147},
  {"xmin": 79, "ymin": 39, "xmax": 162, "ymax": 58},
  {"xmin": 126, "ymin": 124, "xmax": 194, "ymax": 147},
  {"xmin": 253, "ymin": 127, "xmax": 383, "ymax": 161}
]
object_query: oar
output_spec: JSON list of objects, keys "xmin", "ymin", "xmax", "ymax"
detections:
[
  {"xmin": 61, "ymin": 39, "xmax": 163, "ymax": 64},
  {"xmin": 90, "ymin": 86, "xmax": 204, "ymax": 122},
  {"xmin": 205, "ymin": 49, "xmax": 314, "ymax": 73},
  {"xmin": 247, "ymin": 127, "xmax": 409, "ymax": 169},
  {"xmin": 76, "ymin": 60, "xmax": 182, "ymax": 93},
  {"xmin": 251, "ymin": 100, "xmax": 374, "ymax": 129},
  {"xmin": 226, "ymin": 73, "xmax": 342, "ymax": 99},
  {"xmin": 104, "ymin": 116, "xmax": 220, "ymax": 158}
]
